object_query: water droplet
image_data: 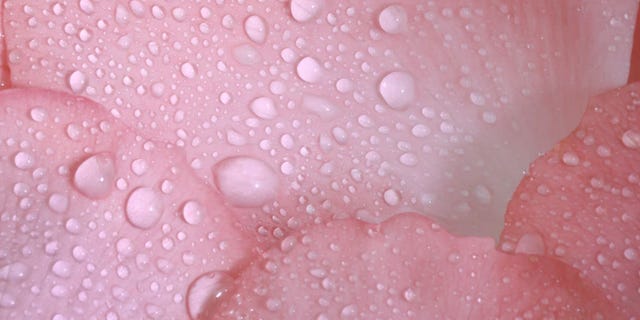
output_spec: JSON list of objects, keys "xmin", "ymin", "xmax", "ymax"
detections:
[
  {"xmin": 340, "ymin": 304, "xmax": 358, "ymax": 318},
  {"xmin": 48, "ymin": 193, "xmax": 69, "ymax": 213},
  {"xmin": 79, "ymin": 0, "xmax": 95, "ymax": 14},
  {"xmin": 249, "ymin": 96, "xmax": 278, "ymax": 120},
  {"xmin": 473, "ymin": 185, "xmax": 492, "ymax": 204},
  {"xmin": 290, "ymin": 0, "xmax": 323, "ymax": 22},
  {"xmin": 232, "ymin": 44, "xmax": 262, "ymax": 65},
  {"xmin": 0, "ymin": 262, "xmax": 30, "ymax": 282},
  {"xmin": 515, "ymin": 232, "xmax": 545, "ymax": 255},
  {"xmin": 116, "ymin": 237, "xmax": 135, "ymax": 256},
  {"xmin": 383, "ymin": 188, "xmax": 400, "ymax": 206},
  {"xmin": 29, "ymin": 107, "xmax": 47, "ymax": 122},
  {"xmin": 296, "ymin": 56, "xmax": 322, "ymax": 83},
  {"xmin": 131, "ymin": 158, "xmax": 149, "ymax": 176},
  {"xmin": 125, "ymin": 187, "xmax": 164, "ymax": 229},
  {"xmin": 182, "ymin": 200, "xmax": 205, "ymax": 225},
  {"xmin": 51, "ymin": 260, "xmax": 72, "ymax": 278},
  {"xmin": 624, "ymin": 247, "xmax": 638, "ymax": 261},
  {"xmin": 561, "ymin": 152, "xmax": 580, "ymax": 166},
  {"xmin": 403, "ymin": 288, "xmax": 417, "ymax": 302},
  {"xmin": 621, "ymin": 129, "xmax": 640, "ymax": 149},
  {"xmin": 115, "ymin": 4, "xmax": 130, "ymax": 25},
  {"xmin": 73, "ymin": 153, "xmax": 116, "ymax": 199},
  {"xmin": 244, "ymin": 15, "xmax": 267, "ymax": 44},
  {"xmin": 13, "ymin": 151, "xmax": 35, "ymax": 170},
  {"xmin": 0, "ymin": 293, "xmax": 16, "ymax": 308},
  {"xmin": 187, "ymin": 271, "xmax": 235, "ymax": 320},
  {"xmin": 302, "ymin": 94, "xmax": 339, "ymax": 119},
  {"xmin": 180, "ymin": 62, "xmax": 197, "ymax": 79},
  {"xmin": 213, "ymin": 156, "xmax": 279, "ymax": 208},
  {"xmin": 379, "ymin": 71, "xmax": 415, "ymax": 110},
  {"xmin": 378, "ymin": 4, "xmax": 407, "ymax": 34},
  {"xmin": 68, "ymin": 70, "xmax": 87, "ymax": 93}
]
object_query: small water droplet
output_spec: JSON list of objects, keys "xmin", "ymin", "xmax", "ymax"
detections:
[
  {"xmin": 131, "ymin": 158, "xmax": 149, "ymax": 176},
  {"xmin": 379, "ymin": 71, "xmax": 415, "ymax": 110},
  {"xmin": 383, "ymin": 188, "xmax": 400, "ymax": 206},
  {"xmin": 79, "ymin": 0, "xmax": 95, "ymax": 14},
  {"xmin": 515, "ymin": 232, "xmax": 545, "ymax": 255},
  {"xmin": 187, "ymin": 271, "xmax": 235, "ymax": 320},
  {"xmin": 561, "ymin": 152, "xmax": 580, "ymax": 166},
  {"xmin": 29, "ymin": 107, "xmax": 47, "ymax": 122},
  {"xmin": 473, "ymin": 184, "xmax": 492, "ymax": 204},
  {"xmin": 403, "ymin": 287, "xmax": 417, "ymax": 302},
  {"xmin": 378, "ymin": 4, "xmax": 408, "ymax": 34},
  {"xmin": 213, "ymin": 156, "xmax": 279, "ymax": 208},
  {"xmin": 13, "ymin": 151, "xmax": 35, "ymax": 170},
  {"xmin": 68, "ymin": 70, "xmax": 87, "ymax": 93},
  {"xmin": 182, "ymin": 200, "xmax": 205, "ymax": 225},
  {"xmin": 51, "ymin": 260, "xmax": 72, "ymax": 278},
  {"xmin": 244, "ymin": 15, "xmax": 267, "ymax": 43},
  {"xmin": 48, "ymin": 193, "xmax": 69, "ymax": 213},
  {"xmin": 290, "ymin": 0, "xmax": 323, "ymax": 22},
  {"xmin": 116, "ymin": 237, "xmax": 135, "ymax": 256},
  {"xmin": 340, "ymin": 304, "xmax": 358, "ymax": 318},
  {"xmin": 621, "ymin": 129, "xmax": 640, "ymax": 149},
  {"xmin": 249, "ymin": 96, "xmax": 278, "ymax": 120},
  {"xmin": 296, "ymin": 56, "xmax": 322, "ymax": 83},
  {"xmin": 180, "ymin": 62, "xmax": 197, "ymax": 79},
  {"xmin": 115, "ymin": 4, "xmax": 130, "ymax": 25},
  {"xmin": 73, "ymin": 153, "xmax": 116, "ymax": 199},
  {"xmin": 125, "ymin": 187, "xmax": 164, "ymax": 229},
  {"xmin": 624, "ymin": 247, "xmax": 638, "ymax": 261}
]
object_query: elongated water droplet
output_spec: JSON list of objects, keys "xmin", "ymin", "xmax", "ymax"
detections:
[
  {"xmin": 213, "ymin": 156, "xmax": 279, "ymax": 208},
  {"xmin": 249, "ymin": 96, "xmax": 278, "ymax": 120},
  {"xmin": 244, "ymin": 15, "xmax": 267, "ymax": 43},
  {"xmin": 187, "ymin": 271, "xmax": 235, "ymax": 319},
  {"xmin": 290, "ymin": 0, "xmax": 323, "ymax": 22}
]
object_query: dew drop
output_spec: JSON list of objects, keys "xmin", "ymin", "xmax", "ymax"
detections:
[
  {"xmin": 244, "ymin": 15, "xmax": 267, "ymax": 44},
  {"xmin": 249, "ymin": 96, "xmax": 278, "ymax": 120},
  {"xmin": 51, "ymin": 260, "xmax": 72, "ymax": 278},
  {"xmin": 302, "ymin": 94, "xmax": 339, "ymax": 119},
  {"xmin": 621, "ymin": 129, "xmax": 640, "ymax": 149},
  {"xmin": 296, "ymin": 56, "xmax": 323, "ymax": 83},
  {"xmin": 115, "ymin": 4, "xmax": 130, "ymax": 25},
  {"xmin": 0, "ymin": 262, "xmax": 30, "ymax": 282},
  {"xmin": 232, "ymin": 44, "xmax": 262, "ymax": 65},
  {"xmin": 290, "ymin": 0, "xmax": 323, "ymax": 22},
  {"xmin": 403, "ymin": 288, "xmax": 417, "ymax": 302},
  {"xmin": 383, "ymin": 188, "xmax": 400, "ymax": 206},
  {"xmin": 79, "ymin": 0, "xmax": 95, "ymax": 14},
  {"xmin": 68, "ymin": 70, "xmax": 87, "ymax": 93},
  {"xmin": 379, "ymin": 71, "xmax": 415, "ymax": 110},
  {"xmin": 378, "ymin": 4, "xmax": 407, "ymax": 34},
  {"xmin": 48, "ymin": 193, "xmax": 69, "ymax": 213},
  {"xmin": 29, "ymin": 107, "xmax": 47, "ymax": 122},
  {"xmin": 73, "ymin": 153, "xmax": 116, "ymax": 199},
  {"xmin": 131, "ymin": 158, "xmax": 149, "ymax": 176},
  {"xmin": 473, "ymin": 184, "xmax": 492, "ymax": 204},
  {"xmin": 13, "ymin": 151, "xmax": 35, "ymax": 170},
  {"xmin": 116, "ymin": 238, "xmax": 135, "ymax": 257},
  {"xmin": 561, "ymin": 152, "xmax": 580, "ymax": 166},
  {"xmin": 624, "ymin": 247, "xmax": 638, "ymax": 261},
  {"xmin": 186, "ymin": 271, "xmax": 235, "ymax": 320},
  {"xmin": 180, "ymin": 62, "xmax": 197, "ymax": 79},
  {"xmin": 182, "ymin": 200, "xmax": 205, "ymax": 225},
  {"xmin": 515, "ymin": 232, "xmax": 545, "ymax": 255},
  {"xmin": 213, "ymin": 157, "xmax": 279, "ymax": 208},
  {"xmin": 125, "ymin": 187, "xmax": 164, "ymax": 229}
]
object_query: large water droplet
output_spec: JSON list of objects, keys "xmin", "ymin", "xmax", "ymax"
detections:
[
  {"xmin": 378, "ymin": 4, "xmax": 408, "ymax": 34},
  {"xmin": 213, "ymin": 156, "xmax": 279, "ymax": 208},
  {"xmin": 73, "ymin": 153, "xmax": 116, "ymax": 199},
  {"xmin": 51, "ymin": 260, "xmax": 72, "ymax": 278},
  {"xmin": 244, "ymin": 15, "xmax": 267, "ymax": 44},
  {"xmin": 187, "ymin": 271, "xmax": 235, "ymax": 320},
  {"xmin": 249, "ymin": 96, "xmax": 278, "ymax": 120},
  {"xmin": 296, "ymin": 56, "xmax": 322, "ymax": 83},
  {"xmin": 379, "ymin": 71, "xmax": 415, "ymax": 110},
  {"xmin": 290, "ymin": 0, "xmax": 323, "ymax": 22},
  {"xmin": 125, "ymin": 187, "xmax": 164, "ymax": 229},
  {"xmin": 180, "ymin": 62, "xmax": 197, "ymax": 79}
]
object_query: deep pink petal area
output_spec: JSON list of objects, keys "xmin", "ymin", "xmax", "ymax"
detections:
[
  {"xmin": 207, "ymin": 213, "xmax": 619, "ymax": 319},
  {"xmin": 500, "ymin": 82, "xmax": 640, "ymax": 318},
  {"xmin": 0, "ymin": 88, "xmax": 255, "ymax": 318}
]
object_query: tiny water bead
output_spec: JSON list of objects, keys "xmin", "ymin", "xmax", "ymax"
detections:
[
  {"xmin": 213, "ymin": 156, "xmax": 279, "ymax": 208},
  {"xmin": 73, "ymin": 153, "xmax": 116, "ymax": 199},
  {"xmin": 125, "ymin": 187, "xmax": 164, "ymax": 229},
  {"xmin": 182, "ymin": 200, "xmax": 205, "ymax": 225}
]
